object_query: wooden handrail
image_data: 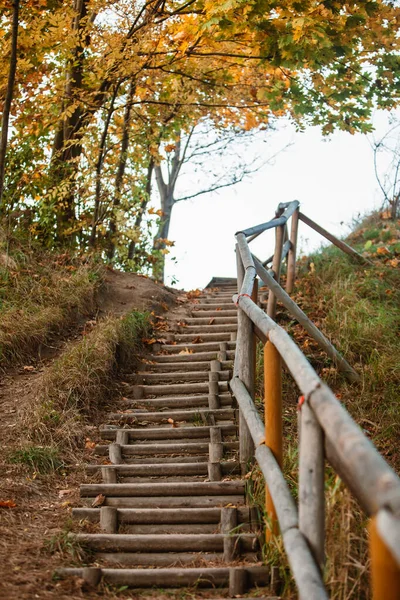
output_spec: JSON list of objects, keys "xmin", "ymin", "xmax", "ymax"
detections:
[{"xmin": 231, "ymin": 202, "xmax": 400, "ymax": 599}]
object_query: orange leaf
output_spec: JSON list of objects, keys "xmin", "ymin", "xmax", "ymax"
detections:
[
  {"xmin": 0, "ymin": 500, "xmax": 17, "ymax": 508},
  {"xmin": 91, "ymin": 494, "xmax": 106, "ymax": 508}
]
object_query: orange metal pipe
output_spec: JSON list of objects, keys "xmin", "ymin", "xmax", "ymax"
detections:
[
  {"xmin": 264, "ymin": 340, "xmax": 282, "ymax": 539},
  {"xmin": 369, "ymin": 516, "xmax": 400, "ymax": 600}
]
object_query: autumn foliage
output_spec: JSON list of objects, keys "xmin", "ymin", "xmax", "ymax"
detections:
[{"xmin": 0, "ymin": 0, "xmax": 398, "ymax": 266}]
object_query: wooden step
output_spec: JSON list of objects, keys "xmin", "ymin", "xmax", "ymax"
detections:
[
  {"xmin": 161, "ymin": 341, "xmax": 236, "ymax": 353},
  {"xmin": 81, "ymin": 495, "xmax": 245, "ymax": 508},
  {"xmin": 70, "ymin": 532, "xmax": 259, "ymax": 552},
  {"xmin": 149, "ymin": 350, "xmax": 235, "ymax": 362},
  {"xmin": 94, "ymin": 440, "xmax": 239, "ymax": 456},
  {"xmin": 183, "ymin": 317, "xmax": 237, "ymax": 325},
  {"xmin": 115, "ymin": 394, "xmax": 233, "ymax": 409},
  {"xmin": 181, "ymin": 324, "xmax": 237, "ymax": 333},
  {"xmin": 142, "ymin": 360, "xmax": 232, "ymax": 372},
  {"xmin": 193, "ymin": 303, "xmax": 235, "ymax": 311},
  {"xmin": 99, "ymin": 425, "xmax": 237, "ymax": 440},
  {"xmin": 133, "ymin": 381, "xmax": 229, "ymax": 397},
  {"xmin": 73, "ymin": 506, "xmax": 253, "ymax": 524},
  {"xmin": 80, "ymin": 481, "xmax": 244, "ymax": 498},
  {"xmin": 135, "ymin": 371, "xmax": 230, "ymax": 384},
  {"xmin": 56, "ymin": 565, "xmax": 270, "ymax": 588},
  {"xmin": 106, "ymin": 408, "xmax": 235, "ymax": 423},
  {"xmin": 86, "ymin": 461, "xmax": 240, "ymax": 477},
  {"xmin": 189, "ymin": 310, "xmax": 237, "ymax": 318},
  {"xmin": 173, "ymin": 332, "xmax": 232, "ymax": 343}
]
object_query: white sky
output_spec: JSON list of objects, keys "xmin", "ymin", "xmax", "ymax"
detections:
[{"xmin": 162, "ymin": 111, "xmax": 396, "ymax": 290}]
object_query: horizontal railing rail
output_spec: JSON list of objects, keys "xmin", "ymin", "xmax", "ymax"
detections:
[{"xmin": 230, "ymin": 202, "xmax": 400, "ymax": 600}]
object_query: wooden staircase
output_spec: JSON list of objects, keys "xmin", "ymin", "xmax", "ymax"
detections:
[{"xmin": 59, "ymin": 283, "xmax": 276, "ymax": 597}]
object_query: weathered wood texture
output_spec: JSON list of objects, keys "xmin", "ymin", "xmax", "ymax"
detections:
[
  {"xmin": 299, "ymin": 402, "xmax": 325, "ymax": 570},
  {"xmin": 286, "ymin": 207, "xmax": 299, "ymax": 294}
]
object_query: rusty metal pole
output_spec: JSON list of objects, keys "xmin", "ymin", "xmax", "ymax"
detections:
[
  {"xmin": 369, "ymin": 516, "xmax": 400, "ymax": 600},
  {"xmin": 264, "ymin": 339, "xmax": 282, "ymax": 539}
]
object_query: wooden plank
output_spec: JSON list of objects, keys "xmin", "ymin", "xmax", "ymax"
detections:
[
  {"xmin": 282, "ymin": 528, "xmax": 328, "ymax": 600},
  {"xmin": 267, "ymin": 224, "xmax": 284, "ymax": 318},
  {"xmin": 80, "ymin": 481, "xmax": 245, "ymax": 497},
  {"xmin": 235, "ymin": 243, "xmax": 255, "ymax": 473},
  {"xmin": 298, "ymin": 212, "xmax": 371, "ymax": 264},
  {"xmin": 229, "ymin": 377, "xmax": 265, "ymax": 447},
  {"xmin": 299, "ymin": 402, "xmax": 325, "ymax": 570},
  {"xmin": 286, "ymin": 207, "xmax": 299, "ymax": 294}
]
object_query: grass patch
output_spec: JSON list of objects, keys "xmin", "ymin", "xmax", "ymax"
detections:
[
  {"xmin": 0, "ymin": 247, "xmax": 102, "ymax": 368},
  {"xmin": 26, "ymin": 310, "xmax": 151, "ymax": 453},
  {"xmin": 9, "ymin": 445, "xmax": 63, "ymax": 474}
]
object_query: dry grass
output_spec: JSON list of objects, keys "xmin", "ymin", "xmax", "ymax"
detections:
[
  {"xmin": 0, "ymin": 248, "xmax": 101, "ymax": 368},
  {"xmin": 18, "ymin": 310, "xmax": 151, "ymax": 459},
  {"xmin": 251, "ymin": 213, "xmax": 400, "ymax": 598}
]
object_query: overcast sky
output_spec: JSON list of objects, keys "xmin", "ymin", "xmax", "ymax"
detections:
[{"xmin": 160, "ymin": 110, "xmax": 396, "ymax": 290}]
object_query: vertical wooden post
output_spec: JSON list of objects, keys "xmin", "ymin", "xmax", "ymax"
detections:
[
  {"xmin": 251, "ymin": 278, "xmax": 258, "ymax": 392},
  {"xmin": 235, "ymin": 245, "xmax": 255, "ymax": 475},
  {"xmin": 264, "ymin": 340, "xmax": 282, "ymax": 538},
  {"xmin": 299, "ymin": 402, "xmax": 325, "ymax": 571},
  {"xmin": 369, "ymin": 516, "xmax": 400, "ymax": 600},
  {"xmin": 286, "ymin": 208, "xmax": 299, "ymax": 294},
  {"xmin": 267, "ymin": 224, "xmax": 285, "ymax": 318}
]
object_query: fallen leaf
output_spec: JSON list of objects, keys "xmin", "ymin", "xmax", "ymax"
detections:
[
  {"xmin": 167, "ymin": 418, "xmax": 177, "ymax": 428},
  {"xmin": 91, "ymin": 494, "xmax": 106, "ymax": 508},
  {"xmin": 58, "ymin": 489, "xmax": 73, "ymax": 499},
  {"xmin": 85, "ymin": 439, "xmax": 96, "ymax": 450},
  {"xmin": 179, "ymin": 348, "xmax": 193, "ymax": 355},
  {"xmin": 208, "ymin": 318, "xmax": 215, "ymax": 325},
  {"xmin": 0, "ymin": 500, "xmax": 17, "ymax": 508},
  {"xmin": 192, "ymin": 336, "xmax": 203, "ymax": 344},
  {"xmin": 23, "ymin": 365, "xmax": 35, "ymax": 371}
]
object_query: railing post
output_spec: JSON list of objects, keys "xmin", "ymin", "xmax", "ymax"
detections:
[
  {"xmin": 267, "ymin": 223, "xmax": 284, "ymax": 318},
  {"xmin": 235, "ymin": 244, "xmax": 255, "ymax": 475},
  {"xmin": 286, "ymin": 207, "xmax": 299, "ymax": 294},
  {"xmin": 299, "ymin": 401, "xmax": 325, "ymax": 571},
  {"xmin": 369, "ymin": 515, "xmax": 400, "ymax": 600},
  {"xmin": 264, "ymin": 339, "xmax": 282, "ymax": 538}
]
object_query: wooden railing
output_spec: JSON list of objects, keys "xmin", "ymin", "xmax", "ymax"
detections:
[{"xmin": 230, "ymin": 201, "xmax": 400, "ymax": 599}]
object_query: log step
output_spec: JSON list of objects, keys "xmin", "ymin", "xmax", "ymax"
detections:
[
  {"xmin": 135, "ymin": 371, "xmax": 230, "ymax": 383},
  {"xmin": 87, "ymin": 461, "xmax": 240, "ymax": 477},
  {"xmin": 160, "ymin": 342, "xmax": 236, "ymax": 353},
  {"xmin": 174, "ymin": 332, "xmax": 232, "ymax": 343},
  {"xmin": 56, "ymin": 566, "xmax": 270, "ymax": 588},
  {"xmin": 73, "ymin": 506, "xmax": 253, "ymax": 524},
  {"xmin": 80, "ymin": 481, "xmax": 244, "ymax": 497},
  {"xmin": 70, "ymin": 533, "xmax": 259, "ymax": 552},
  {"xmin": 183, "ymin": 317, "xmax": 237, "ymax": 325},
  {"xmin": 81, "ymin": 495, "xmax": 245, "ymax": 508},
  {"xmin": 95, "ymin": 440, "xmax": 238, "ymax": 457},
  {"xmin": 93, "ymin": 551, "xmax": 255, "ymax": 565},
  {"xmin": 149, "ymin": 350, "xmax": 235, "ymax": 362},
  {"xmin": 189, "ymin": 310, "xmax": 237, "ymax": 319},
  {"xmin": 143, "ymin": 360, "xmax": 233, "ymax": 372},
  {"xmin": 193, "ymin": 303, "xmax": 235, "ymax": 311},
  {"xmin": 114, "ymin": 394, "xmax": 233, "ymax": 409},
  {"xmin": 99, "ymin": 425, "xmax": 236, "ymax": 440},
  {"xmin": 133, "ymin": 381, "xmax": 229, "ymax": 397},
  {"xmin": 181, "ymin": 324, "xmax": 237, "ymax": 333},
  {"xmin": 106, "ymin": 408, "xmax": 235, "ymax": 424}
]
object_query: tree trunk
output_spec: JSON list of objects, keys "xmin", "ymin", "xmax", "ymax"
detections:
[
  {"xmin": 0, "ymin": 0, "xmax": 19, "ymax": 210},
  {"xmin": 89, "ymin": 84, "xmax": 120, "ymax": 248},
  {"xmin": 107, "ymin": 81, "xmax": 135, "ymax": 260},
  {"xmin": 152, "ymin": 136, "xmax": 182, "ymax": 282},
  {"xmin": 128, "ymin": 158, "xmax": 154, "ymax": 260},
  {"xmin": 49, "ymin": 0, "xmax": 90, "ymax": 243}
]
